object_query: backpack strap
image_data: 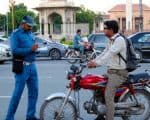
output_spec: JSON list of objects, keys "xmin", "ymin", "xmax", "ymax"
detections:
[
  {"xmin": 114, "ymin": 33, "xmax": 127, "ymax": 64},
  {"xmin": 118, "ymin": 53, "xmax": 127, "ymax": 63}
]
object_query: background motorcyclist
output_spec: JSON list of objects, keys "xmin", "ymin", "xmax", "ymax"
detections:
[
  {"xmin": 87, "ymin": 20, "xmax": 128, "ymax": 120},
  {"xmin": 82, "ymin": 37, "xmax": 90, "ymax": 49},
  {"xmin": 73, "ymin": 29, "xmax": 84, "ymax": 55}
]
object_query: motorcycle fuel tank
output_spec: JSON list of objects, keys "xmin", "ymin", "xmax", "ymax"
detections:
[{"xmin": 79, "ymin": 74, "xmax": 107, "ymax": 90}]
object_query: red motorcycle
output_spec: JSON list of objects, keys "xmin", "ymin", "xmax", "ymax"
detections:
[{"xmin": 40, "ymin": 64, "xmax": 150, "ymax": 120}]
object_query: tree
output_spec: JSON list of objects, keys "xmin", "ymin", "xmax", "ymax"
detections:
[
  {"xmin": 76, "ymin": 7, "xmax": 97, "ymax": 33},
  {"xmin": 0, "ymin": 14, "xmax": 6, "ymax": 31},
  {"xmin": 8, "ymin": 3, "xmax": 38, "ymax": 33}
]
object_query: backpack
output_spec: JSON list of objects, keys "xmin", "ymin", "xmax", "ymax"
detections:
[{"xmin": 116, "ymin": 33, "xmax": 139, "ymax": 72}]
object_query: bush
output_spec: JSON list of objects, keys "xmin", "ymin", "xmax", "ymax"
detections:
[
  {"xmin": 60, "ymin": 37, "xmax": 73, "ymax": 45},
  {"xmin": 60, "ymin": 37, "xmax": 66, "ymax": 43}
]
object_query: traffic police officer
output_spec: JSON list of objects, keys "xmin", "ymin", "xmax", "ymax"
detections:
[{"xmin": 5, "ymin": 16, "xmax": 39, "ymax": 120}]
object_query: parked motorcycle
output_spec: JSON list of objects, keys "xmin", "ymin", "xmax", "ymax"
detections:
[
  {"xmin": 40, "ymin": 64, "xmax": 150, "ymax": 120},
  {"xmin": 65, "ymin": 42, "xmax": 101, "ymax": 64}
]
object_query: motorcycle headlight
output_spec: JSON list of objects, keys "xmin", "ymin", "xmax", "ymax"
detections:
[{"xmin": 66, "ymin": 71, "xmax": 74, "ymax": 80}]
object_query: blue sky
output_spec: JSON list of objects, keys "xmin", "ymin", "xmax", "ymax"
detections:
[{"xmin": 0, "ymin": 0, "xmax": 150, "ymax": 14}]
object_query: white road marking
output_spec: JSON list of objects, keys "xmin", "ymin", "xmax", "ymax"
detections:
[
  {"xmin": 0, "ymin": 96, "xmax": 24, "ymax": 98},
  {"xmin": 0, "ymin": 96, "xmax": 11, "ymax": 98}
]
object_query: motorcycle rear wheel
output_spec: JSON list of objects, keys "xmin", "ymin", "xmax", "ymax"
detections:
[
  {"xmin": 121, "ymin": 89, "xmax": 150, "ymax": 120},
  {"xmin": 40, "ymin": 97, "xmax": 78, "ymax": 120}
]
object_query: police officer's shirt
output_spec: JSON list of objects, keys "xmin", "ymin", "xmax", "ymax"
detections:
[{"xmin": 10, "ymin": 26, "xmax": 36, "ymax": 62}]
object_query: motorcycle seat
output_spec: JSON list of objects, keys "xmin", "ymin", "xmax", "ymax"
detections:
[
  {"xmin": 84, "ymin": 47, "xmax": 93, "ymax": 51},
  {"xmin": 127, "ymin": 73, "xmax": 150, "ymax": 83}
]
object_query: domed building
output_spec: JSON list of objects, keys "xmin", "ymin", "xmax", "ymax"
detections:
[{"xmin": 34, "ymin": 0, "xmax": 89, "ymax": 40}]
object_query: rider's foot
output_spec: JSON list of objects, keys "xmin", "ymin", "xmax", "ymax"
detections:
[{"xmin": 95, "ymin": 115, "xmax": 105, "ymax": 120}]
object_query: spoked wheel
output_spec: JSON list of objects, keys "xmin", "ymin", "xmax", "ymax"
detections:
[
  {"xmin": 66, "ymin": 50, "xmax": 79, "ymax": 64},
  {"xmin": 85, "ymin": 51, "xmax": 93, "ymax": 61},
  {"xmin": 40, "ymin": 97, "xmax": 77, "ymax": 120},
  {"xmin": 90, "ymin": 50, "xmax": 102, "ymax": 60},
  {"xmin": 121, "ymin": 89, "xmax": 150, "ymax": 120}
]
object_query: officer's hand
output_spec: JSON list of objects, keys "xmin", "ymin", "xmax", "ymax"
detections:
[
  {"xmin": 32, "ymin": 44, "xmax": 39, "ymax": 51},
  {"xmin": 87, "ymin": 60, "xmax": 97, "ymax": 68}
]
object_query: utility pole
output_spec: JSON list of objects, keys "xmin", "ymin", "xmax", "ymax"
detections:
[
  {"xmin": 6, "ymin": 12, "xmax": 9, "ymax": 37},
  {"xmin": 126, "ymin": 0, "xmax": 132, "ymax": 31},
  {"xmin": 9, "ymin": 0, "xmax": 15, "ymax": 32},
  {"xmin": 139, "ymin": 0, "xmax": 143, "ymax": 32}
]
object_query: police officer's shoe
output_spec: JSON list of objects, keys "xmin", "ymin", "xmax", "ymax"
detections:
[
  {"xmin": 95, "ymin": 115, "xmax": 105, "ymax": 120},
  {"xmin": 26, "ymin": 117, "xmax": 40, "ymax": 120}
]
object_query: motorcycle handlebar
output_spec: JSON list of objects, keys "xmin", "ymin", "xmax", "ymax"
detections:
[{"xmin": 70, "ymin": 63, "xmax": 87, "ymax": 74}]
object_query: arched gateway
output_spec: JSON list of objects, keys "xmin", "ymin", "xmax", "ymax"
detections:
[{"xmin": 34, "ymin": 0, "xmax": 89, "ymax": 40}]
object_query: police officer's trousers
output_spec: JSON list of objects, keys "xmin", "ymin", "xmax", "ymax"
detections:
[{"xmin": 5, "ymin": 63, "xmax": 38, "ymax": 120}]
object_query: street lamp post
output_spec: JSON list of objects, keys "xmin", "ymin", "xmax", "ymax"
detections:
[
  {"xmin": 139, "ymin": 0, "xmax": 143, "ymax": 32},
  {"xmin": 6, "ymin": 12, "xmax": 9, "ymax": 37},
  {"xmin": 9, "ymin": 0, "xmax": 15, "ymax": 32},
  {"xmin": 126, "ymin": 0, "xmax": 132, "ymax": 31}
]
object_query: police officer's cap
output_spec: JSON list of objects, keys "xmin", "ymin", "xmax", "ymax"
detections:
[{"xmin": 22, "ymin": 15, "xmax": 36, "ymax": 26}]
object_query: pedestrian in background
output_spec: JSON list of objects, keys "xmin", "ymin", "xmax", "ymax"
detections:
[
  {"xmin": 48, "ymin": 34, "xmax": 52, "ymax": 41},
  {"xmin": 5, "ymin": 15, "xmax": 40, "ymax": 120}
]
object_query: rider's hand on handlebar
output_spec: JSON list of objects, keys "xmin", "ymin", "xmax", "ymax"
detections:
[{"xmin": 87, "ymin": 60, "xmax": 97, "ymax": 68}]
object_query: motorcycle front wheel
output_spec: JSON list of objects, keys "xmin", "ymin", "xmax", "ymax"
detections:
[
  {"xmin": 66, "ymin": 50, "xmax": 79, "ymax": 64},
  {"xmin": 40, "ymin": 97, "xmax": 78, "ymax": 120},
  {"xmin": 121, "ymin": 89, "xmax": 150, "ymax": 120},
  {"xmin": 90, "ymin": 50, "xmax": 102, "ymax": 60}
]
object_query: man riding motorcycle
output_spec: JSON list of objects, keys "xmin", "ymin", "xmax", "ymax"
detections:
[
  {"xmin": 73, "ymin": 29, "xmax": 84, "ymax": 55},
  {"xmin": 88, "ymin": 20, "xmax": 128, "ymax": 120}
]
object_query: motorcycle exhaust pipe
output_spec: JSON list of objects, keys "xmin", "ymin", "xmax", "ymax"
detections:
[
  {"xmin": 115, "ymin": 102, "xmax": 138, "ymax": 109},
  {"xmin": 97, "ymin": 102, "xmax": 144, "ymax": 115}
]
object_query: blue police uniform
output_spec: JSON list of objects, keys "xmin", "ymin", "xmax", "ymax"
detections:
[
  {"xmin": 5, "ymin": 27, "xmax": 38, "ymax": 120},
  {"xmin": 73, "ymin": 34, "xmax": 84, "ymax": 54}
]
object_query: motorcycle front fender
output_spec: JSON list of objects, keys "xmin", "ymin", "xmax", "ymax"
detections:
[{"xmin": 45, "ymin": 92, "xmax": 75, "ymax": 104}]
